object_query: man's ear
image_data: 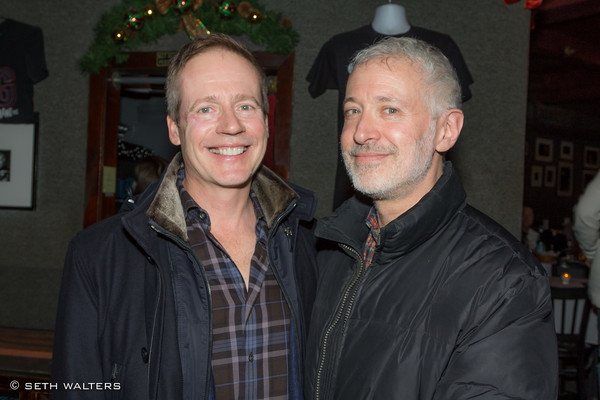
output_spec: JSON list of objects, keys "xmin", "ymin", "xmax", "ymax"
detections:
[
  {"xmin": 264, "ymin": 112, "xmax": 269, "ymax": 138},
  {"xmin": 435, "ymin": 109, "xmax": 464, "ymax": 153},
  {"xmin": 167, "ymin": 115, "xmax": 181, "ymax": 146}
]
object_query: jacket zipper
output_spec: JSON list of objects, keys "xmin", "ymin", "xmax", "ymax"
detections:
[
  {"xmin": 150, "ymin": 222, "xmax": 213, "ymax": 400},
  {"xmin": 284, "ymin": 226, "xmax": 294, "ymax": 251},
  {"xmin": 314, "ymin": 244, "xmax": 364, "ymax": 400},
  {"xmin": 110, "ymin": 363, "xmax": 120, "ymax": 381}
]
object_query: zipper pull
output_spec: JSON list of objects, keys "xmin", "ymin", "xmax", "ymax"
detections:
[
  {"xmin": 284, "ymin": 226, "xmax": 294, "ymax": 251},
  {"xmin": 141, "ymin": 347, "xmax": 149, "ymax": 364},
  {"xmin": 110, "ymin": 363, "xmax": 120, "ymax": 381}
]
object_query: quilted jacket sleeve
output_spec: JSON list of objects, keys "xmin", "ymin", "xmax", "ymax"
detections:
[{"xmin": 433, "ymin": 273, "xmax": 558, "ymax": 400}]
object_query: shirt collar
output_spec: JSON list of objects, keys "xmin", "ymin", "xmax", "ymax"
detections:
[
  {"xmin": 176, "ymin": 167, "xmax": 266, "ymax": 228},
  {"xmin": 365, "ymin": 206, "xmax": 381, "ymax": 246}
]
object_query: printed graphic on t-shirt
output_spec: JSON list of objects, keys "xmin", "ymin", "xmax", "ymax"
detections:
[
  {"xmin": 0, "ymin": 67, "xmax": 19, "ymax": 120},
  {"xmin": 0, "ymin": 19, "xmax": 48, "ymax": 123}
]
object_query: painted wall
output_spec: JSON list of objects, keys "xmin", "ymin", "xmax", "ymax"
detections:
[{"xmin": 0, "ymin": 0, "xmax": 530, "ymax": 329}]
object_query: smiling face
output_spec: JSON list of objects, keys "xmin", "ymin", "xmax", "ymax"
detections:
[
  {"xmin": 167, "ymin": 49, "xmax": 268, "ymax": 196},
  {"xmin": 341, "ymin": 57, "xmax": 440, "ymax": 201}
]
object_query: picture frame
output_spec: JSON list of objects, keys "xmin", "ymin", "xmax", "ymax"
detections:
[
  {"xmin": 535, "ymin": 138, "xmax": 553, "ymax": 162},
  {"xmin": 0, "ymin": 123, "xmax": 38, "ymax": 209},
  {"xmin": 583, "ymin": 170, "xmax": 597, "ymax": 190},
  {"xmin": 584, "ymin": 146, "xmax": 600, "ymax": 169},
  {"xmin": 559, "ymin": 141, "xmax": 574, "ymax": 160},
  {"xmin": 544, "ymin": 165, "xmax": 556, "ymax": 188},
  {"xmin": 557, "ymin": 162, "xmax": 573, "ymax": 197},
  {"xmin": 531, "ymin": 165, "xmax": 543, "ymax": 188}
]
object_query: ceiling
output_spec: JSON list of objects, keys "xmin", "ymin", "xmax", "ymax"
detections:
[{"xmin": 527, "ymin": 0, "xmax": 600, "ymax": 134}]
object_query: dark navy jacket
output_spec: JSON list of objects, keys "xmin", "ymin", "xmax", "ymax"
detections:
[{"xmin": 51, "ymin": 153, "xmax": 318, "ymax": 399}]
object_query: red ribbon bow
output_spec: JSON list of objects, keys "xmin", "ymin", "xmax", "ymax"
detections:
[
  {"xmin": 154, "ymin": 0, "xmax": 172, "ymax": 15},
  {"xmin": 154, "ymin": 0, "xmax": 203, "ymax": 15},
  {"xmin": 154, "ymin": 0, "xmax": 209, "ymax": 38},
  {"xmin": 504, "ymin": 0, "xmax": 543, "ymax": 9}
]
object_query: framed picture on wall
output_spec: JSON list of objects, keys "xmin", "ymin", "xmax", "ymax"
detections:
[
  {"xmin": 583, "ymin": 170, "xmax": 597, "ymax": 189},
  {"xmin": 544, "ymin": 165, "xmax": 556, "ymax": 188},
  {"xmin": 535, "ymin": 138, "xmax": 553, "ymax": 162},
  {"xmin": 531, "ymin": 165, "xmax": 543, "ymax": 188},
  {"xmin": 584, "ymin": 146, "xmax": 600, "ymax": 169},
  {"xmin": 557, "ymin": 162, "xmax": 573, "ymax": 197},
  {"xmin": 0, "ymin": 123, "xmax": 38, "ymax": 209},
  {"xmin": 559, "ymin": 141, "xmax": 574, "ymax": 160}
]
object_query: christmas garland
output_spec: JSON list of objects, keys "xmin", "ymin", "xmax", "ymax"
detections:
[{"xmin": 80, "ymin": 0, "xmax": 299, "ymax": 74}]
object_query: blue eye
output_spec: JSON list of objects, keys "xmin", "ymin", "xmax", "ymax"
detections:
[
  {"xmin": 384, "ymin": 108, "xmax": 398, "ymax": 114},
  {"xmin": 200, "ymin": 107, "xmax": 211, "ymax": 113},
  {"xmin": 240, "ymin": 105, "xmax": 252, "ymax": 111}
]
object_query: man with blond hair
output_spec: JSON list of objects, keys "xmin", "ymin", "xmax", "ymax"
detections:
[{"xmin": 52, "ymin": 33, "xmax": 317, "ymax": 399}]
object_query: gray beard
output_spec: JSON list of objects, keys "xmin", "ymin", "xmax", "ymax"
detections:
[{"xmin": 343, "ymin": 126, "xmax": 436, "ymax": 201}]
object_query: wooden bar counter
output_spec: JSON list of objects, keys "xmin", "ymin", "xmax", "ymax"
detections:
[{"xmin": 0, "ymin": 327, "xmax": 53, "ymax": 400}]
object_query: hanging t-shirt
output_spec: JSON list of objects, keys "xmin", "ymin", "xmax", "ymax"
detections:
[
  {"xmin": 306, "ymin": 24, "xmax": 473, "ymax": 208},
  {"xmin": 0, "ymin": 18, "xmax": 48, "ymax": 123}
]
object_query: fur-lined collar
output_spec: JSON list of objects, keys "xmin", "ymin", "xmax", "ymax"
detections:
[{"xmin": 146, "ymin": 153, "xmax": 299, "ymax": 242}]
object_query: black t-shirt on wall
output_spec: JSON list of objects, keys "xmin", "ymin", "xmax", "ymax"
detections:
[{"xmin": 0, "ymin": 18, "xmax": 48, "ymax": 123}]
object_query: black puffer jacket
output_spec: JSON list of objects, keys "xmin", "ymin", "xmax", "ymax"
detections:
[
  {"xmin": 304, "ymin": 162, "xmax": 557, "ymax": 400},
  {"xmin": 51, "ymin": 153, "xmax": 318, "ymax": 400}
]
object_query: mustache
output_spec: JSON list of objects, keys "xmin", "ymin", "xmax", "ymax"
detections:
[{"xmin": 345, "ymin": 143, "xmax": 398, "ymax": 157}]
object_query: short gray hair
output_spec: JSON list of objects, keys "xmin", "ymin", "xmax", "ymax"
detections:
[{"xmin": 348, "ymin": 37, "xmax": 462, "ymax": 116}]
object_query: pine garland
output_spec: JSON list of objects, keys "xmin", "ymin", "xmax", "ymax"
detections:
[{"xmin": 80, "ymin": 0, "xmax": 299, "ymax": 73}]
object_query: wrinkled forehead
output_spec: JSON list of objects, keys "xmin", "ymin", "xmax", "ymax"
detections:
[
  {"xmin": 180, "ymin": 49, "xmax": 264, "ymax": 99},
  {"xmin": 348, "ymin": 55, "xmax": 426, "ymax": 93},
  {"xmin": 179, "ymin": 51, "xmax": 261, "ymax": 95},
  {"xmin": 187, "ymin": 49, "xmax": 260, "ymax": 78}
]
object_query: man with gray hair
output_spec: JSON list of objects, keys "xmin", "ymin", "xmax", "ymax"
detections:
[{"xmin": 304, "ymin": 37, "xmax": 557, "ymax": 399}]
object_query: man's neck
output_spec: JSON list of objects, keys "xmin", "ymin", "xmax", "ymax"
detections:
[
  {"xmin": 184, "ymin": 179, "xmax": 258, "ymax": 289},
  {"xmin": 375, "ymin": 193, "xmax": 424, "ymax": 227},
  {"xmin": 375, "ymin": 161, "xmax": 444, "ymax": 227},
  {"xmin": 184, "ymin": 178, "xmax": 256, "ymax": 228}
]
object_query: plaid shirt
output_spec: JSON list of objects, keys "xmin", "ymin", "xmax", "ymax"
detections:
[
  {"xmin": 177, "ymin": 171, "xmax": 290, "ymax": 399},
  {"xmin": 363, "ymin": 206, "xmax": 381, "ymax": 268}
]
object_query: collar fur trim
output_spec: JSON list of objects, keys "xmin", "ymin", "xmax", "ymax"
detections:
[{"xmin": 146, "ymin": 153, "xmax": 298, "ymax": 241}]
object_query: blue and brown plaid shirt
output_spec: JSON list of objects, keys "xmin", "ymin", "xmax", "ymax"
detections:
[{"xmin": 177, "ymin": 170, "xmax": 290, "ymax": 399}]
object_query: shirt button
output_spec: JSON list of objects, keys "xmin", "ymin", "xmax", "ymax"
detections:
[
  {"xmin": 199, "ymin": 211, "xmax": 207, "ymax": 219},
  {"xmin": 248, "ymin": 352, "xmax": 254, "ymax": 362}
]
